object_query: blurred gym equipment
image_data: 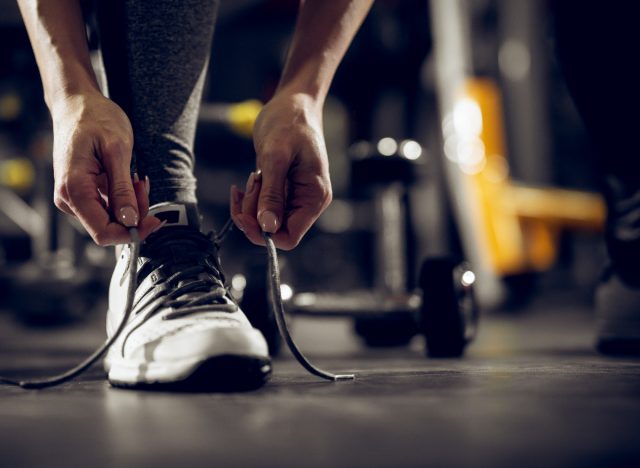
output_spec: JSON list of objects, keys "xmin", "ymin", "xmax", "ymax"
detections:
[
  {"xmin": 288, "ymin": 140, "xmax": 479, "ymax": 358},
  {"xmin": 0, "ymin": 0, "xmax": 602, "ymax": 346},
  {"xmin": 199, "ymin": 99, "xmax": 263, "ymax": 139},
  {"xmin": 430, "ymin": 0, "xmax": 605, "ymax": 307},
  {"xmin": 0, "ymin": 155, "xmax": 108, "ymax": 325}
]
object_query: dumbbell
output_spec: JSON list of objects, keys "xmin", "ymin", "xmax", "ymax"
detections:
[{"xmin": 289, "ymin": 138, "xmax": 479, "ymax": 357}]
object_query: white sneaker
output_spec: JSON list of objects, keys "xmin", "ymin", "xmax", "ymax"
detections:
[{"xmin": 104, "ymin": 202, "xmax": 271, "ymax": 389}]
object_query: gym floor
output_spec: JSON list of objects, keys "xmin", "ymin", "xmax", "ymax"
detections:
[{"xmin": 1, "ymin": 290, "xmax": 639, "ymax": 468}]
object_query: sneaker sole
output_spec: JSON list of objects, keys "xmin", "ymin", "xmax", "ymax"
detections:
[{"xmin": 108, "ymin": 355, "xmax": 272, "ymax": 391}]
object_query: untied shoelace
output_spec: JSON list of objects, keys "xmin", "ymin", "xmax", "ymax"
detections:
[{"xmin": 0, "ymin": 224, "xmax": 354, "ymax": 389}]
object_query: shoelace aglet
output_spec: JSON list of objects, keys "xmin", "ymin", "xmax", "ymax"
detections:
[{"xmin": 333, "ymin": 374, "xmax": 356, "ymax": 381}]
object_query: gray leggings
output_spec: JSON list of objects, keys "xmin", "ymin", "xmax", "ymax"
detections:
[{"xmin": 96, "ymin": 0, "xmax": 219, "ymax": 205}]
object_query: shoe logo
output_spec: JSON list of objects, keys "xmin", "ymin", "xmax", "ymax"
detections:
[
  {"xmin": 155, "ymin": 211, "xmax": 180, "ymax": 224},
  {"xmin": 149, "ymin": 203, "xmax": 188, "ymax": 227}
]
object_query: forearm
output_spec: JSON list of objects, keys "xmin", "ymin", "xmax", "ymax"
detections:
[
  {"xmin": 277, "ymin": 0, "xmax": 373, "ymax": 103},
  {"xmin": 17, "ymin": 0, "xmax": 100, "ymax": 112}
]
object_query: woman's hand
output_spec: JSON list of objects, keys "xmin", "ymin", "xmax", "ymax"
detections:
[
  {"xmin": 230, "ymin": 92, "xmax": 332, "ymax": 250},
  {"xmin": 51, "ymin": 92, "xmax": 161, "ymax": 245}
]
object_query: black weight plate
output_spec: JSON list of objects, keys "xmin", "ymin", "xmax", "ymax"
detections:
[
  {"xmin": 353, "ymin": 312, "xmax": 418, "ymax": 347},
  {"xmin": 419, "ymin": 257, "xmax": 478, "ymax": 358}
]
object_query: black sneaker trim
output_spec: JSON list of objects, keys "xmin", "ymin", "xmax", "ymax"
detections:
[{"xmin": 109, "ymin": 355, "xmax": 272, "ymax": 392}]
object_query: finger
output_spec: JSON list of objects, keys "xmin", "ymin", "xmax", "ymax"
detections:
[
  {"xmin": 271, "ymin": 206, "xmax": 319, "ymax": 250},
  {"xmin": 230, "ymin": 184, "xmax": 265, "ymax": 246},
  {"xmin": 132, "ymin": 174, "xmax": 161, "ymax": 240},
  {"xmin": 54, "ymin": 193, "xmax": 74, "ymax": 216},
  {"xmin": 230, "ymin": 184, "xmax": 244, "ymax": 227},
  {"xmin": 98, "ymin": 138, "xmax": 139, "ymax": 228},
  {"xmin": 132, "ymin": 173, "xmax": 149, "ymax": 219},
  {"xmin": 257, "ymin": 151, "xmax": 288, "ymax": 233},
  {"xmin": 270, "ymin": 173, "xmax": 332, "ymax": 250},
  {"xmin": 94, "ymin": 174, "xmax": 109, "ymax": 207},
  {"xmin": 136, "ymin": 215, "xmax": 163, "ymax": 242},
  {"xmin": 242, "ymin": 171, "xmax": 269, "ymax": 245},
  {"xmin": 242, "ymin": 170, "xmax": 261, "ymax": 217},
  {"xmin": 69, "ymin": 181, "xmax": 135, "ymax": 246},
  {"xmin": 96, "ymin": 173, "xmax": 108, "ymax": 195},
  {"xmin": 70, "ymin": 180, "xmax": 161, "ymax": 245}
]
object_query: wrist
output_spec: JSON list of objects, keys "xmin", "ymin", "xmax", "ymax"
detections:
[
  {"xmin": 45, "ymin": 61, "xmax": 101, "ymax": 115},
  {"xmin": 276, "ymin": 61, "xmax": 331, "ymax": 106},
  {"xmin": 49, "ymin": 89, "xmax": 104, "ymax": 124},
  {"xmin": 273, "ymin": 83, "xmax": 325, "ymax": 115}
]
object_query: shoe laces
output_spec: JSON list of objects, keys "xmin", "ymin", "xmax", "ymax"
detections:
[
  {"xmin": 1, "ymin": 221, "xmax": 354, "ymax": 389},
  {"xmin": 132, "ymin": 225, "xmax": 236, "ymax": 320}
]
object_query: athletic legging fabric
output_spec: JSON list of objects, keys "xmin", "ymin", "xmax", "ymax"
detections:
[
  {"xmin": 96, "ymin": 0, "xmax": 219, "ymax": 205},
  {"xmin": 553, "ymin": 0, "xmax": 640, "ymax": 285}
]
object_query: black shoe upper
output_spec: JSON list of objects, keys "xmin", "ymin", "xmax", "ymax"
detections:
[{"xmin": 128, "ymin": 223, "xmax": 237, "ymax": 321}]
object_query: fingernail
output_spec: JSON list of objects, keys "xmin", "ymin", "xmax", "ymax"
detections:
[
  {"xmin": 234, "ymin": 219, "xmax": 245, "ymax": 232},
  {"xmin": 132, "ymin": 172, "xmax": 139, "ymax": 183},
  {"xmin": 144, "ymin": 176, "xmax": 150, "ymax": 196},
  {"xmin": 152, "ymin": 219, "xmax": 167, "ymax": 233},
  {"xmin": 119, "ymin": 205, "xmax": 139, "ymax": 227},
  {"xmin": 245, "ymin": 172, "xmax": 257, "ymax": 193},
  {"xmin": 258, "ymin": 210, "xmax": 279, "ymax": 233}
]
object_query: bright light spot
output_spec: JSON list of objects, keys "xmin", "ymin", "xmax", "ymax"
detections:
[
  {"xmin": 377, "ymin": 137, "xmax": 398, "ymax": 156},
  {"xmin": 400, "ymin": 140, "xmax": 423, "ymax": 160},
  {"xmin": 457, "ymin": 138, "xmax": 486, "ymax": 174},
  {"xmin": 442, "ymin": 113, "xmax": 454, "ymax": 134},
  {"xmin": 453, "ymin": 98, "xmax": 483, "ymax": 138},
  {"xmin": 444, "ymin": 135, "xmax": 458, "ymax": 162},
  {"xmin": 457, "ymin": 138, "xmax": 485, "ymax": 166},
  {"xmin": 460, "ymin": 158, "xmax": 486, "ymax": 175},
  {"xmin": 294, "ymin": 293, "xmax": 316, "ymax": 307},
  {"xmin": 231, "ymin": 274, "xmax": 247, "ymax": 291},
  {"xmin": 280, "ymin": 284, "xmax": 294, "ymax": 301},
  {"xmin": 461, "ymin": 270, "xmax": 476, "ymax": 287}
]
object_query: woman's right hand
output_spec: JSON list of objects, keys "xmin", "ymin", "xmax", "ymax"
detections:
[{"xmin": 51, "ymin": 91, "xmax": 161, "ymax": 245}]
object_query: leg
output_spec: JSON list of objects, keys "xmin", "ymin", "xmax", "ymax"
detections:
[
  {"xmin": 96, "ymin": 0, "xmax": 219, "ymax": 205},
  {"xmin": 93, "ymin": 1, "xmax": 271, "ymax": 388}
]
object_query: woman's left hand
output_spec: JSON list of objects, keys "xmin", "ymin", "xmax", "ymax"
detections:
[{"xmin": 230, "ymin": 92, "xmax": 332, "ymax": 250}]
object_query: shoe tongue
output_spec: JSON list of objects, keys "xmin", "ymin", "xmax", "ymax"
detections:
[{"xmin": 149, "ymin": 202, "xmax": 201, "ymax": 230}]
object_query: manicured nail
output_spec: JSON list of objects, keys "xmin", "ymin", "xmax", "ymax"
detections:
[
  {"xmin": 258, "ymin": 210, "xmax": 279, "ymax": 233},
  {"xmin": 144, "ymin": 176, "xmax": 150, "ymax": 196},
  {"xmin": 245, "ymin": 172, "xmax": 257, "ymax": 193},
  {"xmin": 151, "ymin": 219, "xmax": 167, "ymax": 233},
  {"xmin": 119, "ymin": 205, "xmax": 139, "ymax": 227},
  {"xmin": 132, "ymin": 172, "xmax": 139, "ymax": 183}
]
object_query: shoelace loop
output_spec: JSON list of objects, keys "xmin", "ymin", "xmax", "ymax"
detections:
[{"xmin": 134, "ymin": 227, "xmax": 237, "ymax": 320}]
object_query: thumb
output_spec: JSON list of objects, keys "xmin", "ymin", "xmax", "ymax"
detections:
[
  {"xmin": 102, "ymin": 141, "xmax": 139, "ymax": 228},
  {"xmin": 257, "ymin": 165, "xmax": 286, "ymax": 233}
]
